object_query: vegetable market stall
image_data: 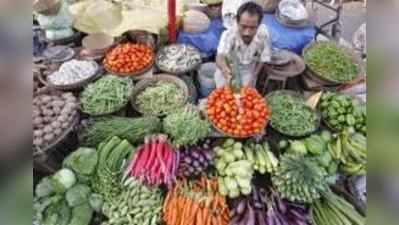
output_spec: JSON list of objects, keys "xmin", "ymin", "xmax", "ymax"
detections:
[{"xmin": 33, "ymin": 1, "xmax": 367, "ymax": 225}]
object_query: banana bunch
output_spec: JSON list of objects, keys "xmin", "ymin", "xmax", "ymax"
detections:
[
  {"xmin": 243, "ymin": 142, "xmax": 279, "ymax": 174},
  {"xmin": 272, "ymin": 153, "xmax": 328, "ymax": 203},
  {"xmin": 328, "ymin": 130, "xmax": 366, "ymax": 175},
  {"xmin": 102, "ymin": 177, "xmax": 163, "ymax": 225}
]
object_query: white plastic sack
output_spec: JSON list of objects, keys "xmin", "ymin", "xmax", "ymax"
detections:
[{"xmin": 278, "ymin": 0, "xmax": 308, "ymax": 21}]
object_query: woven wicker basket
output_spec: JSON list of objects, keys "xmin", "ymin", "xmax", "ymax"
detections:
[
  {"xmin": 303, "ymin": 41, "xmax": 364, "ymax": 85},
  {"xmin": 130, "ymin": 74, "xmax": 189, "ymax": 116}
]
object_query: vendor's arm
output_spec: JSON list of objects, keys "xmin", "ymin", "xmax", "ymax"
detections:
[
  {"xmin": 216, "ymin": 31, "xmax": 234, "ymax": 81},
  {"xmin": 255, "ymin": 26, "xmax": 272, "ymax": 76}
]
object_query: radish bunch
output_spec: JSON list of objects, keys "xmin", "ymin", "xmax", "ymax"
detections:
[
  {"xmin": 177, "ymin": 139, "xmax": 215, "ymax": 178},
  {"xmin": 124, "ymin": 135, "xmax": 179, "ymax": 187}
]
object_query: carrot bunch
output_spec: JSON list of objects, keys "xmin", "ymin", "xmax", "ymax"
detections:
[
  {"xmin": 206, "ymin": 86, "xmax": 271, "ymax": 137},
  {"xmin": 163, "ymin": 177, "xmax": 230, "ymax": 225},
  {"xmin": 103, "ymin": 43, "xmax": 153, "ymax": 75}
]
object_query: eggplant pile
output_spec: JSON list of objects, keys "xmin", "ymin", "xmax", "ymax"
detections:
[
  {"xmin": 177, "ymin": 139, "xmax": 215, "ymax": 178},
  {"xmin": 230, "ymin": 188, "xmax": 310, "ymax": 225}
]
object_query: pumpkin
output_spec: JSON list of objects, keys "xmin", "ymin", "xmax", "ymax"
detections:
[{"xmin": 183, "ymin": 10, "xmax": 211, "ymax": 33}]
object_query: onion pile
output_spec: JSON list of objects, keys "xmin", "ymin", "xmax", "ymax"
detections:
[
  {"xmin": 177, "ymin": 139, "xmax": 215, "ymax": 178},
  {"xmin": 33, "ymin": 92, "xmax": 78, "ymax": 150}
]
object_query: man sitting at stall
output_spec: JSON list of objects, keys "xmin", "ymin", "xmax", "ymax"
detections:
[{"xmin": 215, "ymin": 2, "xmax": 271, "ymax": 88}]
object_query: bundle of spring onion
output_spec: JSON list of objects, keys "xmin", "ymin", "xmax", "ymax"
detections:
[
  {"xmin": 81, "ymin": 75, "xmax": 133, "ymax": 115},
  {"xmin": 81, "ymin": 116, "xmax": 161, "ymax": 147}
]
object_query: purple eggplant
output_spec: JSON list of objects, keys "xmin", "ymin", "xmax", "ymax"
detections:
[
  {"xmin": 246, "ymin": 204, "xmax": 256, "ymax": 225},
  {"xmin": 256, "ymin": 210, "xmax": 267, "ymax": 225},
  {"xmin": 236, "ymin": 200, "xmax": 247, "ymax": 215}
]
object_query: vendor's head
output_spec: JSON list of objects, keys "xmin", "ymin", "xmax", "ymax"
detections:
[{"xmin": 236, "ymin": 2, "xmax": 264, "ymax": 44}]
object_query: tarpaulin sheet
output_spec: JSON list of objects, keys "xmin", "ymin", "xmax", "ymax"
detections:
[{"xmin": 177, "ymin": 13, "xmax": 315, "ymax": 57}]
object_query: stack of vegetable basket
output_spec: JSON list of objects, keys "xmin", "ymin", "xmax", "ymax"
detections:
[{"xmin": 33, "ymin": 35, "xmax": 367, "ymax": 225}]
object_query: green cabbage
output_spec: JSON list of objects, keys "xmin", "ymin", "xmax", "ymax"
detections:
[
  {"xmin": 63, "ymin": 148, "xmax": 98, "ymax": 176},
  {"xmin": 65, "ymin": 184, "xmax": 91, "ymax": 207},
  {"xmin": 88, "ymin": 194, "xmax": 103, "ymax": 213},
  {"xmin": 305, "ymin": 135, "xmax": 326, "ymax": 155},
  {"xmin": 288, "ymin": 140, "xmax": 307, "ymax": 155},
  {"xmin": 35, "ymin": 177, "xmax": 55, "ymax": 198},
  {"xmin": 51, "ymin": 169, "xmax": 77, "ymax": 193}
]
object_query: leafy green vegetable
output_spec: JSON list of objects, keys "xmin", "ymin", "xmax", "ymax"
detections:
[
  {"xmin": 63, "ymin": 148, "xmax": 98, "ymax": 176},
  {"xmin": 304, "ymin": 42, "xmax": 359, "ymax": 83},
  {"xmin": 35, "ymin": 177, "xmax": 55, "ymax": 198},
  {"xmin": 136, "ymin": 81, "xmax": 186, "ymax": 115},
  {"xmin": 288, "ymin": 140, "xmax": 308, "ymax": 155},
  {"xmin": 65, "ymin": 184, "xmax": 91, "ymax": 207},
  {"xmin": 82, "ymin": 116, "xmax": 161, "ymax": 147},
  {"xmin": 267, "ymin": 91, "xmax": 319, "ymax": 136},
  {"xmin": 81, "ymin": 75, "xmax": 133, "ymax": 115},
  {"xmin": 163, "ymin": 106, "xmax": 210, "ymax": 147},
  {"xmin": 34, "ymin": 195, "xmax": 71, "ymax": 225},
  {"xmin": 51, "ymin": 169, "xmax": 77, "ymax": 193},
  {"xmin": 88, "ymin": 194, "xmax": 103, "ymax": 213},
  {"xmin": 67, "ymin": 203, "xmax": 93, "ymax": 225},
  {"xmin": 305, "ymin": 135, "xmax": 326, "ymax": 155}
]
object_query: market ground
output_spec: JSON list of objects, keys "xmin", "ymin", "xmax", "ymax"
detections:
[{"xmin": 309, "ymin": 1, "xmax": 366, "ymax": 42}]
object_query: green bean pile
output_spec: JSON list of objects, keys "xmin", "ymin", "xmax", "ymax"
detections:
[
  {"xmin": 81, "ymin": 75, "xmax": 133, "ymax": 115},
  {"xmin": 304, "ymin": 42, "xmax": 359, "ymax": 83}
]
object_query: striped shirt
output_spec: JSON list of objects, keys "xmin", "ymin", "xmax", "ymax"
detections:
[{"xmin": 217, "ymin": 23, "xmax": 272, "ymax": 65}]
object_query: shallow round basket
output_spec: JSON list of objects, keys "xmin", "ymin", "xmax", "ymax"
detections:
[
  {"xmin": 130, "ymin": 74, "xmax": 189, "ymax": 116},
  {"xmin": 82, "ymin": 33, "xmax": 115, "ymax": 51},
  {"xmin": 47, "ymin": 62, "xmax": 103, "ymax": 91},
  {"xmin": 33, "ymin": 0, "xmax": 62, "ymax": 16},
  {"xmin": 204, "ymin": 91, "xmax": 269, "ymax": 138},
  {"xmin": 155, "ymin": 44, "xmax": 202, "ymax": 75},
  {"xmin": 33, "ymin": 115, "xmax": 79, "ymax": 158},
  {"xmin": 104, "ymin": 57, "xmax": 154, "ymax": 79},
  {"xmin": 266, "ymin": 90, "xmax": 321, "ymax": 137},
  {"xmin": 303, "ymin": 41, "xmax": 364, "ymax": 85},
  {"xmin": 265, "ymin": 50, "xmax": 306, "ymax": 78}
]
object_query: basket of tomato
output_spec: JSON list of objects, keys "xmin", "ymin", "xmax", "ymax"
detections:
[
  {"xmin": 103, "ymin": 43, "xmax": 154, "ymax": 78},
  {"xmin": 206, "ymin": 86, "xmax": 271, "ymax": 138}
]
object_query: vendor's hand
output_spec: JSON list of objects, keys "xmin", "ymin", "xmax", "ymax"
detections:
[{"xmin": 222, "ymin": 66, "xmax": 232, "ymax": 83}]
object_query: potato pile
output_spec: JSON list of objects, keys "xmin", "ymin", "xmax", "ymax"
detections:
[{"xmin": 33, "ymin": 92, "xmax": 78, "ymax": 150}]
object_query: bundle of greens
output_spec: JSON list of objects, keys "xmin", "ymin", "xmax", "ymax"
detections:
[
  {"xmin": 136, "ymin": 81, "xmax": 186, "ymax": 115},
  {"xmin": 163, "ymin": 106, "xmax": 210, "ymax": 147},
  {"xmin": 319, "ymin": 92, "xmax": 366, "ymax": 135},
  {"xmin": 81, "ymin": 116, "xmax": 161, "ymax": 147},
  {"xmin": 304, "ymin": 42, "xmax": 359, "ymax": 83},
  {"xmin": 311, "ymin": 191, "xmax": 365, "ymax": 225},
  {"xmin": 91, "ymin": 136, "xmax": 135, "ymax": 202},
  {"xmin": 102, "ymin": 177, "xmax": 163, "ymax": 225},
  {"xmin": 267, "ymin": 91, "xmax": 319, "ymax": 137},
  {"xmin": 272, "ymin": 153, "xmax": 329, "ymax": 203},
  {"xmin": 81, "ymin": 75, "xmax": 133, "ymax": 115}
]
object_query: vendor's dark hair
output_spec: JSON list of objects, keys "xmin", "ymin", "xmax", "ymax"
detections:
[{"xmin": 236, "ymin": 2, "xmax": 264, "ymax": 24}]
